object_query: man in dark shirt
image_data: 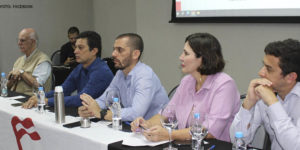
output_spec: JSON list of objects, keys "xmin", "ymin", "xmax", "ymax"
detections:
[
  {"xmin": 23, "ymin": 31, "xmax": 114, "ymax": 107},
  {"xmin": 60, "ymin": 26, "xmax": 79, "ymax": 67}
]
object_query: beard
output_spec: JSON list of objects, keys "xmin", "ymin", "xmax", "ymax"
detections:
[{"xmin": 114, "ymin": 56, "xmax": 132, "ymax": 70}]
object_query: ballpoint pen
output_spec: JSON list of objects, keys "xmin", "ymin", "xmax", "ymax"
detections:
[
  {"xmin": 124, "ymin": 121, "xmax": 146, "ymax": 131},
  {"xmin": 135, "ymin": 123, "xmax": 147, "ymax": 132},
  {"xmin": 208, "ymin": 145, "xmax": 215, "ymax": 150},
  {"xmin": 138, "ymin": 124, "xmax": 146, "ymax": 130},
  {"xmin": 124, "ymin": 121, "xmax": 131, "ymax": 126}
]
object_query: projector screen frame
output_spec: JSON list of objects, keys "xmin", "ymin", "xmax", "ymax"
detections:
[{"xmin": 170, "ymin": 0, "xmax": 300, "ymax": 23}]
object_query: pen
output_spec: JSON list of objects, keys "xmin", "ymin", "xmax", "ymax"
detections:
[
  {"xmin": 138, "ymin": 125, "xmax": 146, "ymax": 130},
  {"xmin": 132, "ymin": 122, "xmax": 147, "ymax": 132},
  {"xmin": 124, "ymin": 121, "xmax": 131, "ymax": 126},
  {"xmin": 208, "ymin": 145, "xmax": 215, "ymax": 150},
  {"xmin": 124, "ymin": 121, "xmax": 146, "ymax": 131}
]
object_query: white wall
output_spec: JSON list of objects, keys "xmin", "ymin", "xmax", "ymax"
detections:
[
  {"xmin": 134, "ymin": 0, "xmax": 300, "ymax": 93},
  {"xmin": 92, "ymin": 0, "xmax": 300, "ymax": 93},
  {"xmin": 0, "ymin": 0, "xmax": 93, "ymax": 73},
  {"xmin": 93, "ymin": 0, "xmax": 136, "ymax": 58}
]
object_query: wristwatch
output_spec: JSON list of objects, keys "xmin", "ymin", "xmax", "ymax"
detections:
[
  {"xmin": 19, "ymin": 69, "xmax": 24, "ymax": 74},
  {"xmin": 100, "ymin": 109, "xmax": 107, "ymax": 119}
]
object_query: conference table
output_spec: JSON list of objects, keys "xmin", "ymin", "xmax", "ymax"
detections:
[
  {"xmin": 109, "ymin": 139, "xmax": 232, "ymax": 150},
  {"xmin": 0, "ymin": 91, "xmax": 234, "ymax": 150}
]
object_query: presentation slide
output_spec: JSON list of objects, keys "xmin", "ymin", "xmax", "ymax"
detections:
[{"xmin": 176, "ymin": 0, "xmax": 300, "ymax": 17}]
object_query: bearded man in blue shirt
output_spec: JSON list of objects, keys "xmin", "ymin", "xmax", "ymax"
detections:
[
  {"xmin": 78, "ymin": 33, "xmax": 169, "ymax": 121},
  {"xmin": 23, "ymin": 31, "xmax": 114, "ymax": 108}
]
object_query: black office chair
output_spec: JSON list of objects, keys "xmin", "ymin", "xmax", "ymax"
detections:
[
  {"xmin": 262, "ymin": 132, "xmax": 271, "ymax": 150},
  {"xmin": 168, "ymin": 84, "xmax": 179, "ymax": 99},
  {"xmin": 103, "ymin": 57, "xmax": 118, "ymax": 75},
  {"xmin": 51, "ymin": 50, "xmax": 61, "ymax": 66},
  {"xmin": 240, "ymin": 93, "xmax": 271, "ymax": 150},
  {"xmin": 51, "ymin": 72, "xmax": 56, "ymax": 90},
  {"xmin": 240, "ymin": 94, "xmax": 246, "ymax": 100}
]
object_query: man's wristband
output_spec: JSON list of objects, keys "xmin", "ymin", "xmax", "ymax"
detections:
[{"xmin": 100, "ymin": 109, "xmax": 107, "ymax": 119}]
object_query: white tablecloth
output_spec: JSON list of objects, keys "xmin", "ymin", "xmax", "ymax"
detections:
[{"xmin": 0, "ymin": 96, "xmax": 132, "ymax": 150}]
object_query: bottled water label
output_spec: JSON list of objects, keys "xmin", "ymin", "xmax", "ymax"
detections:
[
  {"xmin": 1, "ymin": 88, "xmax": 7, "ymax": 97},
  {"xmin": 37, "ymin": 104, "xmax": 45, "ymax": 114},
  {"xmin": 232, "ymin": 146, "xmax": 247, "ymax": 150},
  {"xmin": 112, "ymin": 117, "xmax": 122, "ymax": 130},
  {"xmin": 191, "ymin": 136, "xmax": 197, "ymax": 150}
]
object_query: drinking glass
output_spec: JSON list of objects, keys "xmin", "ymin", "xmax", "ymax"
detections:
[
  {"xmin": 32, "ymin": 80, "xmax": 40, "ymax": 112},
  {"xmin": 189, "ymin": 112, "xmax": 208, "ymax": 150},
  {"xmin": 160, "ymin": 105, "xmax": 178, "ymax": 150},
  {"xmin": 31, "ymin": 75, "xmax": 40, "ymax": 100}
]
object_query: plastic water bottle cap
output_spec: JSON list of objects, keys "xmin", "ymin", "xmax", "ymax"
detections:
[
  {"xmin": 194, "ymin": 113, "xmax": 200, "ymax": 119},
  {"xmin": 1, "ymin": 72, "xmax": 5, "ymax": 77},
  {"xmin": 235, "ymin": 131, "xmax": 243, "ymax": 138},
  {"xmin": 55, "ymin": 86, "xmax": 63, "ymax": 92},
  {"xmin": 38, "ymin": 87, "xmax": 44, "ymax": 91},
  {"xmin": 113, "ymin": 97, "xmax": 119, "ymax": 102}
]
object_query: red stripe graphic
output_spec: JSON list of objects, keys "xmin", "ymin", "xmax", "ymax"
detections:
[{"xmin": 11, "ymin": 116, "xmax": 41, "ymax": 150}]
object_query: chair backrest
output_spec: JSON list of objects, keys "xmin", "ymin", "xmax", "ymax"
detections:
[
  {"xmin": 263, "ymin": 132, "xmax": 271, "ymax": 150},
  {"xmin": 240, "ymin": 94, "xmax": 246, "ymax": 100},
  {"xmin": 240, "ymin": 93, "xmax": 247, "ymax": 104},
  {"xmin": 51, "ymin": 50, "xmax": 61, "ymax": 66},
  {"xmin": 240, "ymin": 93, "xmax": 271, "ymax": 150},
  {"xmin": 168, "ymin": 84, "xmax": 179, "ymax": 99},
  {"xmin": 102, "ymin": 57, "xmax": 118, "ymax": 75},
  {"xmin": 51, "ymin": 72, "xmax": 56, "ymax": 90},
  {"xmin": 250, "ymin": 126, "xmax": 271, "ymax": 150}
]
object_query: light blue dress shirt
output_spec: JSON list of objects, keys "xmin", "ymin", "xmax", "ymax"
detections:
[
  {"xmin": 230, "ymin": 82, "xmax": 300, "ymax": 150},
  {"xmin": 96, "ymin": 61, "xmax": 169, "ymax": 121}
]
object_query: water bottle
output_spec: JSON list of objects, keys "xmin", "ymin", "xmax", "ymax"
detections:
[
  {"xmin": 1, "ymin": 72, "xmax": 8, "ymax": 97},
  {"xmin": 233, "ymin": 132, "xmax": 247, "ymax": 150},
  {"xmin": 111, "ymin": 97, "xmax": 122, "ymax": 130},
  {"xmin": 37, "ymin": 87, "xmax": 45, "ymax": 114},
  {"xmin": 191, "ymin": 113, "xmax": 201, "ymax": 150},
  {"xmin": 54, "ymin": 86, "xmax": 65, "ymax": 124}
]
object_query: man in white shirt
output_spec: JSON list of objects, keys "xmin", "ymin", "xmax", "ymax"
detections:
[
  {"xmin": 7, "ymin": 28, "xmax": 51, "ymax": 95},
  {"xmin": 230, "ymin": 39, "xmax": 300, "ymax": 150}
]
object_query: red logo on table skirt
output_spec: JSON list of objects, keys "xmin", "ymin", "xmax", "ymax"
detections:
[{"xmin": 11, "ymin": 116, "xmax": 41, "ymax": 150}]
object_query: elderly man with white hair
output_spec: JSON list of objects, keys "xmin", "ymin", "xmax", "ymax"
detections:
[{"xmin": 7, "ymin": 28, "xmax": 51, "ymax": 95}]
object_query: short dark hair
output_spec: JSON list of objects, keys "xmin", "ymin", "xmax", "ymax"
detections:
[
  {"xmin": 116, "ymin": 33, "xmax": 144, "ymax": 60},
  {"xmin": 185, "ymin": 33, "xmax": 225, "ymax": 75},
  {"xmin": 76, "ymin": 31, "xmax": 102, "ymax": 57},
  {"xmin": 265, "ymin": 39, "xmax": 300, "ymax": 81},
  {"xmin": 68, "ymin": 26, "xmax": 79, "ymax": 34}
]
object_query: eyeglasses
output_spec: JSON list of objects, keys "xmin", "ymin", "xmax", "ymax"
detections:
[{"xmin": 17, "ymin": 38, "xmax": 30, "ymax": 43}]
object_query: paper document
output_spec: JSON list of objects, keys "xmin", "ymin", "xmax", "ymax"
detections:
[
  {"xmin": 8, "ymin": 96, "xmax": 25, "ymax": 100},
  {"xmin": 122, "ymin": 133, "xmax": 168, "ymax": 147}
]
